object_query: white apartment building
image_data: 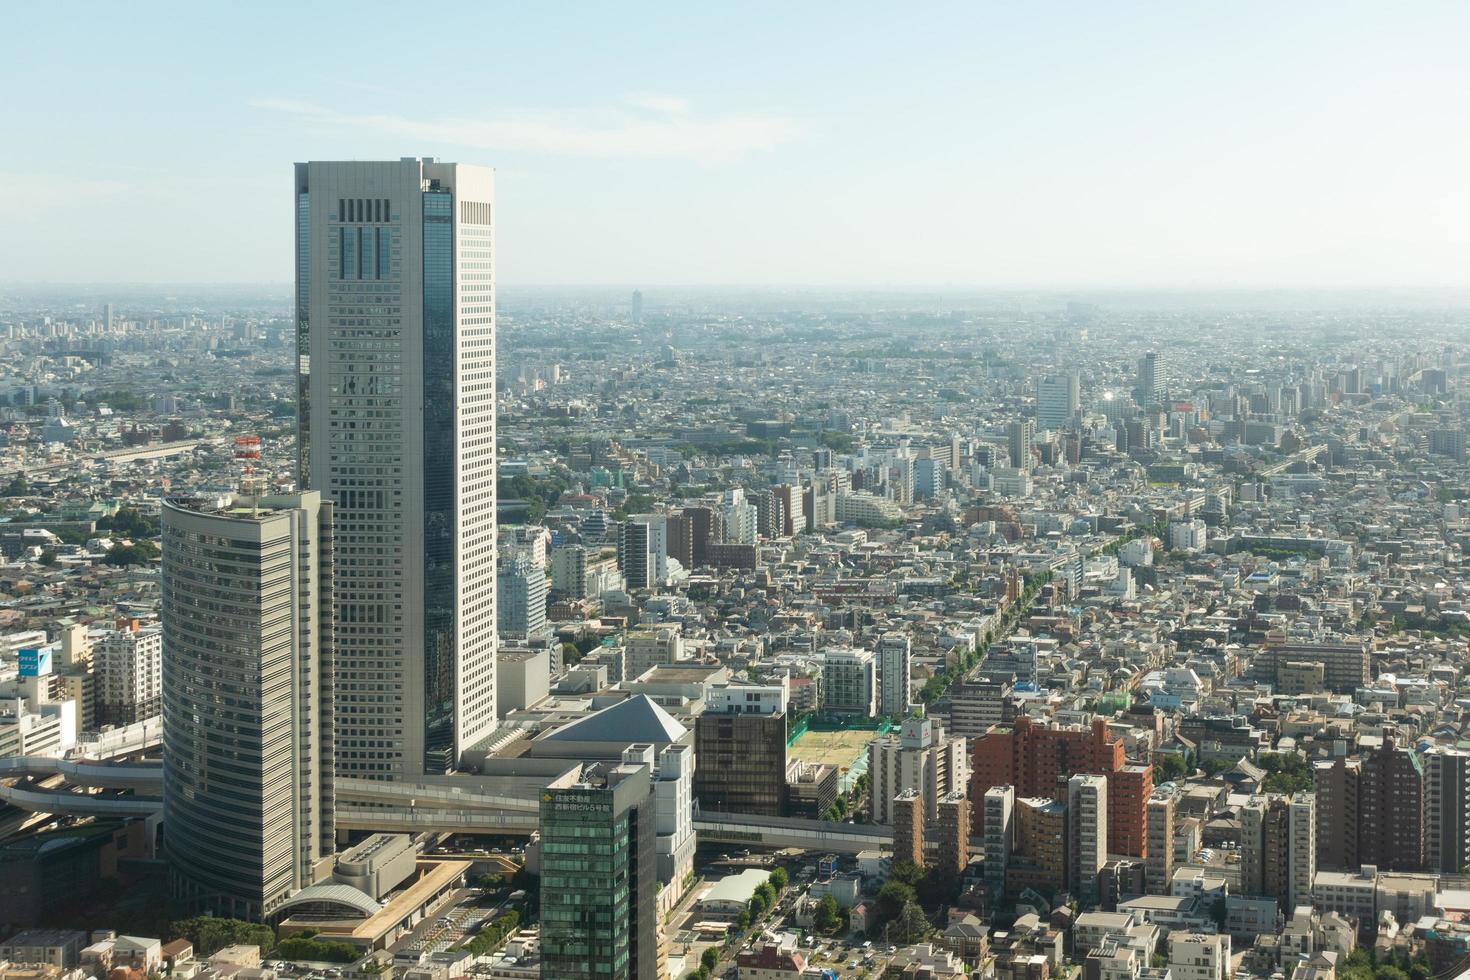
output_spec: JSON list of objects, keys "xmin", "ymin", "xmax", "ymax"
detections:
[{"xmin": 868, "ymin": 717, "xmax": 968, "ymax": 824}]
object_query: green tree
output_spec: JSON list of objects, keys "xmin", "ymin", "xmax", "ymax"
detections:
[
  {"xmin": 103, "ymin": 540, "xmax": 159, "ymax": 566},
  {"xmin": 701, "ymin": 947, "xmax": 720, "ymax": 971},
  {"xmin": 895, "ymin": 901, "xmax": 931, "ymax": 943},
  {"xmin": 769, "ymin": 867, "xmax": 788, "ymax": 891},
  {"xmin": 2, "ymin": 475, "xmax": 29, "ymax": 497},
  {"xmin": 876, "ymin": 881, "xmax": 916, "ymax": 920},
  {"xmin": 814, "ymin": 894, "xmax": 842, "ymax": 934},
  {"xmin": 38, "ymin": 550, "xmax": 58, "ymax": 566},
  {"xmin": 170, "ymin": 917, "xmax": 276, "ymax": 956},
  {"xmin": 733, "ymin": 909, "xmax": 751, "ymax": 933}
]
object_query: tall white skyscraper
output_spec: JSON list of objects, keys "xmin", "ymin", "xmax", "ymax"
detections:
[
  {"xmin": 1036, "ymin": 373, "xmax": 1080, "ymax": 432},
  {"xmin": 295, "ymin": 159, "xmax": 498, "ymax": 776}
]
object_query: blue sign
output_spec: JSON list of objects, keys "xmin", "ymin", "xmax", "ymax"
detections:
[{"xmin": 18, "ymin": 647, "xmax": 52, "ymax": 677}]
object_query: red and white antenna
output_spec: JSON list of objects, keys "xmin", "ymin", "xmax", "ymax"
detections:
[{"xmin": 234, "ymin": 435, "xmax": 264, "ymax": 497}]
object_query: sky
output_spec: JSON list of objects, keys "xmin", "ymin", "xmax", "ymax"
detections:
[{"xmin": 4, "ymin": 1, "xmax": 1469, "ymax": 288}]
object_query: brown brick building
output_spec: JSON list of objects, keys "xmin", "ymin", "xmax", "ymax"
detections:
[{"xmin": 969, "ymin": 715, "xmax": 1151, "ymax": 857}]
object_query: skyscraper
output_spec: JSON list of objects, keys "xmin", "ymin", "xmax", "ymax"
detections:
[
  {"xmin": 540, "ymin": 757, "xmax": 659, "ymax": 980},
  {"xmin": 295, "ymin": 159, "xmax": 498, "ymax": 776},
  {"xmin": 631, "ymin": 289, "xmax": 644, "ymax": 324},
  {"xmin": 1135, "ymin": 351, "xmax": 1165, "ymax": 407},
  {"xmin": 618, "ymin": 519, "xmax": 652, "ymax": 591},
  {"xmin": 1425, "ymin": 747, "xmax": 1470, "ymax": 874},
  {"xmin": 877, "ymin": 634, "xmax": 912, "ymax": 718},
  {"xmin": 161, "ymin": 491, "xmax": 335, "ymax": 920},
  {"xmin": 1068, "ymin": 774, "xmax": 1108, "ymax": 905},
  {"xmin": 1036, "ymin": 373, "xmax": 1080, "ymax": 432},
  {"xmin": 1007, "ymin": 419, "xmax": 1035, "ymax": 471}
]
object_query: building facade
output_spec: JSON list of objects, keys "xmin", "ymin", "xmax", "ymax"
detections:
[
  {"xmin": 295, "ymin": 159, "xmax": 498, "ymax": 777},
  {"xmin": 161, "ymin": 491, "xmax": 336, "ymax": 920}
]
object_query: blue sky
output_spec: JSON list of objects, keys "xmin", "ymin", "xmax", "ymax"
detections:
[{"xmin": 4, "ymin": 1, "xmax": 1469, "ymax": 287}]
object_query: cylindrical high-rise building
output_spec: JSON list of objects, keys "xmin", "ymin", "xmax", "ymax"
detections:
[
  {"xmin": 161, "ymin": 491, "xmax": 335, "ymax": 920},
  {"xmin": 295, "ymin": 159, "xmax": 498, "ymax": 777}
]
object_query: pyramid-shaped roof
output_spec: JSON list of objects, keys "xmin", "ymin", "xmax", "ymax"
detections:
[{"xmin": 541, "ymin": 694, "xmax": 688, "ymax": 745}]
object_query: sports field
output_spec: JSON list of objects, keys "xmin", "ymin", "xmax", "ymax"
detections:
[{"xmin": 788, "ymin": 728, "xmax": 877, "ymax": 771}]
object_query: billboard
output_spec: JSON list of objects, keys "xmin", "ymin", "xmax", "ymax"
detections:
[{"xmin": 18, "ymin": 646, "xmax": 53, "ymax": 678}]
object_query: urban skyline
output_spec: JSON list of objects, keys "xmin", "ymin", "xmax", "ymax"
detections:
[{"xmin": 4, "ymin": 8, "xmax": 1470, "ymax": 980}]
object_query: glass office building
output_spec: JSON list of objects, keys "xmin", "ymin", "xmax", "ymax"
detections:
[{"xmin": 540, "ymin": 759, "xmax": 659, "ymax": 980}]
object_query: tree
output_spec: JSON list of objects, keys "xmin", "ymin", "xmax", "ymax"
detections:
[
  {"xmin": 701, "ymin": 947, "xmax": 720, "ymax": 971},
  {"xmin": 104, "ymin": 540, "xmax": 159, "ymax": 566},
  {"xmin": 769, "ymin": 867, "xmax": 788, "ymax": 891},
  {"xmin": 895, "ymin": 901, "xmax": 931, "ymax": 943},
  {"xmin": 2, "ymin": 475, "xmax": 29, "ymax": 497},
  {"xmin": 1153, "ymin": 753, "xmax": 1189, "ymax": 783},
  {"xmin": 38, "ymin": 550, "xmax": 58, "ymax": 566},
  {"xmin": 171, "ymin": 917, "xmax": 276, "ymax": 956},
  {"xmin": 734, "ymin": 910, "xmax": 751, "ymax": 933},
  {"xmin": 814, "ymin": 894, "xmax": 842, "ymax": 934},
  {"xmin": 888, "ymin": 860, "xmax": 925, "ymax": 889},
  {"xmin": 876, "ymin": 881, "xmax": 916, "ymax": 921}
]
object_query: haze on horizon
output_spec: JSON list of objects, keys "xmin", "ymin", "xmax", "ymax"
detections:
[{"xmin": 4, "ymin": 1, "xmax": 1468, "ymax": 289}]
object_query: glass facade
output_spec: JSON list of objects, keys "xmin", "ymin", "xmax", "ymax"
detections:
[
  {"xmin": 421, "ymin": 189, "xmax": 456, "ymax": 772},
  {"xmin": 539, "ymin": 778, "xmax": 655, "ymax": 980},
  {"xmin": 295, "ymin": 191, "xmax": 310, "ymax": 488}
]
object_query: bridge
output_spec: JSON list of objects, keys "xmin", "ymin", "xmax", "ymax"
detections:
[
  {"xmin": 0, "ymin": 758, "xmax": 903, "ymax": 855},
  {"xmin": 694, "ymin": 811, "xmax": 892, "ymax": 854}
]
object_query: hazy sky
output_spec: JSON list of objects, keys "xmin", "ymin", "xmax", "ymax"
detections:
[{"xmin": 5, "ymin": 2, "xmax": 1469, "ymax": 287}]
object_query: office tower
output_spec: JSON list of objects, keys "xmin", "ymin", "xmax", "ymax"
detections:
[
  {"xmin": 540, "ymin": 758, "xmax": 659, "ymax": 980},
  {"xmin": 1036, "ymin": 373, "xmax": 1081, "ymax": 432},
  {"xmin": 693, "ymin": 694, "xmax": 788, "ymax": 816},
  {"xmin": 103, "ymin": 303, "xmax": 114, "ymax": 332},
  {"xmin": 295, "ymin": 159, "xmax": 497, "ymax": 777},
  {"xmin": 868, "ymin": 718, "xmax": 968, "ymax": 825},
  {"xmin": 1007, "ymin": 420, "xmax": 1035, "ymax": 471},
  {"xmin": 969, "ymin": 716, "xmax": 1152, "ymax": 858},
  {"xmin": 1135, "ymin": 351, "xmax": 1165, "ymax": 407},
  {"xmin": 983, "ymin": 785, "xmax": 1015, "ymax": 890},
  {"xmin": 161, "ymin": 491, "xmax": 335, "ymax": 920},
  {"xmin": 821, "ymin": 648, "xmax": 878, "ymax": 716},
  {"xmin": 1146, "ymin": 787, "xmax": 1177, "ymax": 894},
  {"xmin": 935, "ymin": 789, "xmax": 970, "ymax": 892},
  {"xmin": 1425, "ymin": 747, "xmax": 1470, "ymax": 874},
  {"xmin": 892, "ymin": 789, "xmax": 925, "ymax": 868},
  {"xmin": 877, "ymin": 634, "xmax": 912, "ymax": 718},
  {"xmin": 1068, "ymin": 774, "xmax": 1108, "ymax": 906},
  {"xmin": 94, "ymin": 620, "xmax": 162, "ymax": 726},
  {"xmin": 618, "ymin": 520, "xmax": 652, "ymax": 591},
  {"xmin": 631, "ymin": 289, "xmax": 643, "ymax": 324},
  {"xmin": 496, "ymin": 553, "xmax": 548, "ymax": 638}
]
